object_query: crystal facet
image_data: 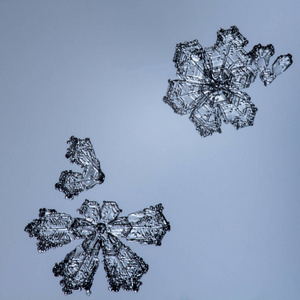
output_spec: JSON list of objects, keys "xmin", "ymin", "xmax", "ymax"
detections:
[
  {"xmin": 55, "ymin": 136, "xmax": 105, "ymax": 199},
  {"xmin": 164, "ymin": 26, "xmax": 293, "ymax": 137},
  {"xmin": 25, "ymin": 200, "xmax": 170, "ymax": 295}
]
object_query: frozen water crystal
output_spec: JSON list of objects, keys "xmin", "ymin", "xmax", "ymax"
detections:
[
  {"xmin": 163, "ymin": 26, "xmax": 293, "ymax": 137},
  {"xmin": 25, "ymin": 200, "xmax": 170, "ymax": 295},
  {"xmin": 55, "ymin": 136, "xmax": 105, "ymax": 199}
]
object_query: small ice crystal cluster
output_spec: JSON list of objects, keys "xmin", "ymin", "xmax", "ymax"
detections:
[
  {"xmin": 164, "ymin": 26, "xmax": 293, "ymax": 137},
  {"xmin": 25, "ymin": 200, "xmax": 170, "ymax": 295},
  {"xmin": 55, "ymin": 136, "xmax": 105, "ymax": 199}
]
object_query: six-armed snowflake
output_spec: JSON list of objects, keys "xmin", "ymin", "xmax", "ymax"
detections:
[
  {"xmin": 25, "ymin": 200, "xmax": 170, "ymax": 295},
  {"xmin": 164, "ymin": 26, "xmax": 293, "ymax": 137}
]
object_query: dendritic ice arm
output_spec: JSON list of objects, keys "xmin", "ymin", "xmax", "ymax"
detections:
[
  {"xmin": 164, "ymin": 80, "xmax": 207, "ymax": 115},
  {"xmin": 164, "ymin": 25, "xmax": 293, "ymax": 137},
  {"xmin": 25, "ymin": 209, "xmax": 76, "ymax": 252},
  {"xmin": 100, "ymin": 232, "xmax": 149, "ymax": 292},
  {"xmin": 108, "ymin": 203, "xmax": 171, "ymax": 246},
  {"xmin": 55, "ymin": 136, "xmax": 105, "ymax": 199},
  {"xmin": 53, "ymin": 233, "xmax": 101, "ymax": 295},
  {"xmin": 24, "ymin": 209, "xmax": 96, "ymax": 252}
]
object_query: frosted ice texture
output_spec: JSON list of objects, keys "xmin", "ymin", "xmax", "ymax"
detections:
[
  {"xmin": 25, "ymin": 200, "xmax": 170, "ymax": 295},
  {"xmin": 163, "ymin": 26, "xmax": 293, "ymax": 137},
  {"xmin": 55, "ymin": 136, "xmax": 105, "ymax": 199}
]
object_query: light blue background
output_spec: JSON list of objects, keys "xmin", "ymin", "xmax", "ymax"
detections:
[{"xmin": 0, "ymin": 1, "xmax": 299, "ymax": 299}]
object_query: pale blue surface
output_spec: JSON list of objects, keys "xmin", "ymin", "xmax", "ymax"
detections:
[{"xmin": 0, "ymin": 1, "xmax": 299, "ymax": 299}]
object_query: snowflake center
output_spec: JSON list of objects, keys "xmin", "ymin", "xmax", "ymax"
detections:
[{"xmin": 96, "ymin": 222, "xmax": 106, "ymax": 234}]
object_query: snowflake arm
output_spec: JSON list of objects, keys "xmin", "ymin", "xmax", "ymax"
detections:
[
  {"xmin": 163, "ymin": 80, "xmax": 207, "ymax": 115},
  {"xmin": 53, "ymin": 234, "xmax": 101, "ymax": 295},
  {"xmin": 24, "ymin": 208, "xmax": 94, "ymax": 252},
  {"xmin": 101, "ymin": 232, "xmax": 149, "ymax": 292},
  {"xmin": 125, "ymin": 203, "xmax": 171, "ymax": 246},
  {"xmin": 55, "ymin": 136, "xmax": 105, "ymax": 199}
]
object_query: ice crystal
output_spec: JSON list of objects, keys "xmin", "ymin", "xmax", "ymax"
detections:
[
  {"xmin": 163, "ymin": 26, "xmax": 293, "ymax": 137},
  {"xmin": 25, "ymin": 200, "xmax": 170, "ymax": 295},
  {"xmin": 55, "ymin": 136, "xmax": 105, "ymax": 199}
]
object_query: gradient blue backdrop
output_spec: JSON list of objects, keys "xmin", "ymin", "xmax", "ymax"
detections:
[{"xmin": 0, "ymin": 1, "xmax": 299, "ymax": 299}]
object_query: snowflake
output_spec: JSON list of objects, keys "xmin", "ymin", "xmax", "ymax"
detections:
[
  {"xmin": 55, "ymin": 136, "xmax": 105, "ymax": 199},
  {"xmin": 163, "ymin": 26, "xmax": 293, "ymax": 137},
  {"xmin": 25, "ymin": 200, "xmax": 170, "ymax": 295}
]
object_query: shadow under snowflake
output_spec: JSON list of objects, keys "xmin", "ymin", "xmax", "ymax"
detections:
[
  {"xmin": 25, "ymin": 200, "xmax": 170, "ymax": 295},
  {"xmin": 163, "ymin": 25, "xmax": 293, "ymax": 137}
]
